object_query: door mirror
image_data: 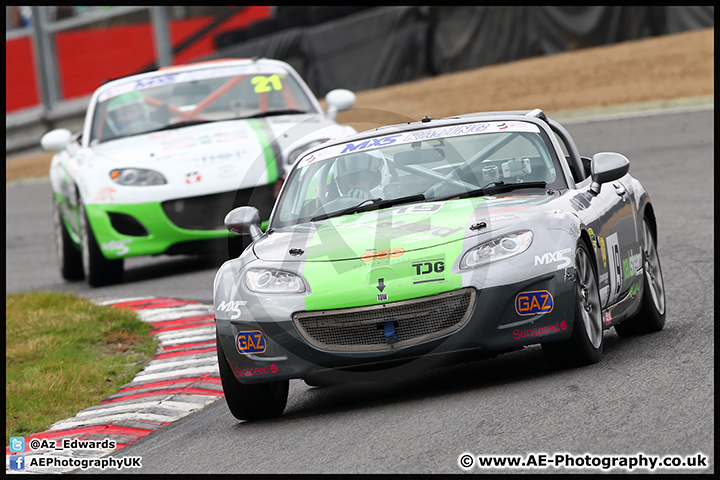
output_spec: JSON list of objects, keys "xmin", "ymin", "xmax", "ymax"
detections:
[
  {"xmin": 325, "ymin": 89, "xmax": 356, "ymax": 121},
  {"xmin": 590, "ymin": 152, "xmax": 630, "ymax": 194},
  {"xmin": 224, "ymin": 206, "xmax": 263, "ymax": 240},
  {"xmin": 40, "ymin": 129, "xmax": 72, "ymax": 153}
]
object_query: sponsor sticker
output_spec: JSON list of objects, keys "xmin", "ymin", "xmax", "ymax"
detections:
[
  {"xmin": 234, "ymin": 363, "xmax": 278, "ymax": 377},
  {"xmin": 515, "ymin": 290, "xmax": 554, "ymax": 315},
  {"xmin": 623, "ymin": 250, "xmax": 642, "ymax": 280},
  {"xmin": 101, "ymin": 239, "xmax": 132, "ymax": 256},
  {"xmin": 513, "ymin": 320, "xmax": 567, "ymax": 340},
  {"xmin": 93, "ymin": 187, "xmax": 116, "ymax": 202},
  {"xmin": 297, "ymin": 121, "xmax": 540, "ymax": 167},
  {"xmin": 534, "ymin": 248, "xmax": 572, "ymax": 270},
  {"xmin": 216, "ymin": 300, "xmax": 247, "ymax": 320},
  {"xmin": 185, "ymin": 171, "xmax": 202, "ymax": 184},
  {"xmin": 236, "ymin": 330, "xmax": 266, "ymax": 355},
  {"xmin": 411, "ymin": 258, "xmax": 446, "ymax": 285},
  {"xmin": 360, "ymin": 248, "xmax": 405, "ymax": 262}
]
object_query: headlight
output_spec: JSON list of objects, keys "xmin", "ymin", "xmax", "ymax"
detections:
[
  {"xmin": 287, "ymin": 139, "xmax": 329, "ymax": 165},
  {"xmin": 460, "ymin": 230, "xmax": 533, "ymax": 269},
  {"xmin": 110, "ymin": 168, "xmax": 167, "ymax": 186},
  {"xmin": 245, "ymin": 269, "xmax": 306, "ymax": 293}
]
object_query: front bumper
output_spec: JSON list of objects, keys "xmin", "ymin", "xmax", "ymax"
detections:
[
  {"xmin": 85, "ymin": 185, "xmax": 274, "ymax": 259},
  {"xmin": 216, "ymin": 269, "xmax": 575, "ymax": 385}
]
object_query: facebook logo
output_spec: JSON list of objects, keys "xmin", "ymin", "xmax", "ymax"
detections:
[
  {"xmin": 9, "ymin": 455, "xmax": 25, "ymax": 470},
  {"xmin": 9, "ymin": 436, "xmax": 24, "ymax": 452}
]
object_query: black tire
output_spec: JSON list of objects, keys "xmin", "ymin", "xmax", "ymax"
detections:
[
  {"xmin": 79, "ymin": 198, "xmax": 124, "ymax": 287},
  {"xmin": 542, "ymin": 242, "xmax": 604, "ymax": 369},
  {"xmin": 615, "ymin": 218, "xmax": 666, "ymax": 336},
  {"xmin": 53, "ymin": 195, "xmax": 84, "ymax": 280},
  {"xmin": 217, "ymin": 333, "xmax": 289, "ymax": 421}
]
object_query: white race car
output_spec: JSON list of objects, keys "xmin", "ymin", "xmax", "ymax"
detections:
[{"xmin": 41, "ymin": 58, "xmax": 357, "ymax": 286}]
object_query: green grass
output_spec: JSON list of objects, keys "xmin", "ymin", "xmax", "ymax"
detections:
[{"xmin": 6, "ymin": 292, "xmax": 157, "ymax": 444}]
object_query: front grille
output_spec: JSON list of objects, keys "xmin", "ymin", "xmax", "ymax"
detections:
[
  {"xmin": 161, "ymin": 184, "xmax": 275, "ymax": 231},
  {"xmin": 293, "ymin": 288, "xmax": 476, "ymax": 352}
]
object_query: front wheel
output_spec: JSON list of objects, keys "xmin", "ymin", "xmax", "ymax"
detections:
[
  {"xmin": 615, "ymin": 218, "xmax": 666, "ymax": 336},
  {"xmin": 217, "ymin": 334, "xmax": 288, "ymax": 421},
  {"xmin": 79, "ymin": 198, "xmax": 124, "ymax": 287},
  {"xmin": 542, "ymin": 242, "xmax": 604, "ymax": 369},
  {"xmin": 53, "ymin": 195, "xmax": 84, "ymax": 280}
]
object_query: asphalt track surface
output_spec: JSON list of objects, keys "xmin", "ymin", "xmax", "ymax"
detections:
[{"xmin": 5, "ymin": 105, "xmax": 714, "ymax": 474}]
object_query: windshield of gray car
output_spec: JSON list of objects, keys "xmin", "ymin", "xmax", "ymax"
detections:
[
  {"xmin": 271, "ymin": 120, "xmax": 566, "ymax": 228},
  {"xmin": 89, "ymin": 64, "xmax": 317, "ymax": 144}
]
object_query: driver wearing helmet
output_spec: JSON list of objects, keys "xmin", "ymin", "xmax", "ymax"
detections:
[
  {"xmin": 105, "ymin": 91, "xmax": 151, "ymax": 134},
  {"xmin": 335, "ymin": 152, "xmax": 385, "ymax": 200}
]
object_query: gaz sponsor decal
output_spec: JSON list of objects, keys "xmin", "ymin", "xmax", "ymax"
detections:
[
  {"xmin": 534, "ymin": 248, "xmax": 572, "ymax": 270},
  {"xmin": 102, "ymin": 239, "xmax": 132, "ymax": 256},
  {"xmin": 216, "ymin": 300, "xmax": 247, "ymax": 320},
  {"xmin": 515, "ymin": 290, "xmax": 554, "ymax": 315},
  {"xmin": 235, "ymin": 330, "xmax": 266, "ymax": 355},
  {"xmin": 513, "ymin": 320, "xmax": 568, "ymax": 340}
]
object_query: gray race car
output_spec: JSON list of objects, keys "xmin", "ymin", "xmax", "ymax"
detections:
[{"xmin": 214, "ymin": 108, "xmax": 666, "ymax": 420}]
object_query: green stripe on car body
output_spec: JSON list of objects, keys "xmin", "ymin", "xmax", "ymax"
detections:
[
  {"xmin": 247, "ymin": 119, "xmax": 280, "ymax": 184},
  {"xmin": 302, "ymin": 199, "xmax": 481, "ymax": 310}
]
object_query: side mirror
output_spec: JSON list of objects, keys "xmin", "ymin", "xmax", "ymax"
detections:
[
  {"xmin": 40, "ymin": 129, "xmax": 72, "ymax": 153},
  {"xmin": 224, "ymin": 206, "xmax": 263, "ymax": 241},
  {"xmin": 590, "ymin": 152, "xmax": 630, "ymax": 194},
  {"xmin": 325, "ymin": 89, "xmax": 356, "ymax": 121}
]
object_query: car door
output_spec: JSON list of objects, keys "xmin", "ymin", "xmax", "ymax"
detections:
[{"xmin": 550, "ymin": 121, "xmax": 641, "ymax": 309}]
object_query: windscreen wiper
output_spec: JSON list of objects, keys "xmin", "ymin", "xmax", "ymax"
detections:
[
  {"xmin": 242, "ymin": 109, "xmax": 308, "ymax": 119},
  {"xmin": 430, "ymin": 181, "xmax": 547, "ymax": 202},
  {"xmin": 148, "ymin": 119, "xmax": 214, "ymax": 133},
  {"xmin": 310, "ymin": 194, "xmax": 427, "ymax": 222},
  {"xmin": 311, "ymin": 198, "xmax": 385, "ymax": 222}
]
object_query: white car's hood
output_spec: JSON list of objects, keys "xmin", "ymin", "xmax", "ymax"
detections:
[{"xmin": 83, "ymin": 115, "xmax": 354, "ymax": 203}]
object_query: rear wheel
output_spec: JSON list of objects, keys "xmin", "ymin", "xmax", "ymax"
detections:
[
  {"xmin": 79, "ymin": 198, "xmax": 124, "ymax": 287},
  {"xmin": 53, "ymin": 195, "xmax": 84, "ymax": 280},
  {"xmin": 615, "ymin": 218, "xmax": 666, "ymax": 336},
  {"xmin": 217, "ymin": 333, "xmax": 288, "ymax": 420},
  {"xmin": 542, "ymin": 242, "xmax": 603, "ymax": 369}
]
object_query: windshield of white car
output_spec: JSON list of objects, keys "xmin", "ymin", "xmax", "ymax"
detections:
[
  {"xmin": 271, "ymin": 121, "xmax": 566, "ymax": 229},
  {"xmin": 89, "ymin": 67, "xmax": 317, "ymax": 144}
]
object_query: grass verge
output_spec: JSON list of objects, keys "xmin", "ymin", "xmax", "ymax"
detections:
[{"xmin": 5, "ymin": 292, "xmax": 157, "ymax": 444}]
